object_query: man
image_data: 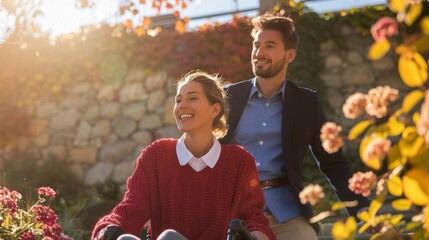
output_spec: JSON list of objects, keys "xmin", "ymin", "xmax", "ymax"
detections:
[{"xmin": 219, "ymin": 13, "xmax": 370, "ymax": 239}]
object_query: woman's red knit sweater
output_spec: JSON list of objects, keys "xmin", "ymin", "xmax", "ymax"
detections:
[{"xmin": 91, "ymin": 138, "xmax": 274, "ymax": 240}]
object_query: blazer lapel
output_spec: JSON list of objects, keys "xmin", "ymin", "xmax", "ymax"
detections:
[
  {"xmin": 282, "ymin": 80, "xmax": 298, "ymax": 156},
  {"xmin": 222, "ymin": 80, "xmax": 252, "ymax": 143}
]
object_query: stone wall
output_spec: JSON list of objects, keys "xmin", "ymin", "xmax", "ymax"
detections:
[
  {"xmin": 318, "ymin": 24, "xmax": 406, "ymax": 150},
  {"xmin": 3, "ymin": 23, "xmax": 405, "ymax": 188},
  {"xmin": 11, "ymin": 71, "xmax": 182, "ymax": 187}
]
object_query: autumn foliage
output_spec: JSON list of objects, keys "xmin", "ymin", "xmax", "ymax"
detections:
[{"xmin": 312, "ymin": 0, "xmax": 429, "ymax": 239}]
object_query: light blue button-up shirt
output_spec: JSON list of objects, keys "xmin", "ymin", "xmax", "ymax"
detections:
[{"xmin": 230, "ymin": 78, "xmax": 301, "ymax": 223}]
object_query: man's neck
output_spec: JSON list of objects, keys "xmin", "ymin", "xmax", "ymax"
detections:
[{"xmin": 256, "ymin": 75, "xmax": 286, "ymax": 99}]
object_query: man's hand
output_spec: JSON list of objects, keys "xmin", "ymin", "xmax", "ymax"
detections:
[{"xmin": 250, "ymin": 231, "xmax": 269, "ymax": 240}]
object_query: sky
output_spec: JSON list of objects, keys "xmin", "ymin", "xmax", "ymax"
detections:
[{"xmin": 0, "ymin": 0, "xmax": 387, "ymax": 41}]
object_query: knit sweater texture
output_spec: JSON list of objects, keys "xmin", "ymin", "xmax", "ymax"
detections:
[{"xmin": 92, "ymin": 138, "xmax": 274, "ymax": 240}]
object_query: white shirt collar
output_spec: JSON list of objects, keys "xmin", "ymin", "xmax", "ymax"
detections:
[{"xmin": 176, "ymin": 134, "xmax": 221, "ymax": 170}]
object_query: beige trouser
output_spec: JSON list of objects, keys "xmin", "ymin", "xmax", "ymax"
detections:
[{"xmin": 265, "ymin": 213, "xmax": 318, "ymax": 240}]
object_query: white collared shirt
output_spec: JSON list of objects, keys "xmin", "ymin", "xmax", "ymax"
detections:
[{"xmin": 176, "ymin": 134, "xmax": 221, "ymax": 172}]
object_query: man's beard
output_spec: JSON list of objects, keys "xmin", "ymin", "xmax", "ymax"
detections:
[{"xmin": 252, "ymin": 56, "xmax": 286, "ymax": 78}]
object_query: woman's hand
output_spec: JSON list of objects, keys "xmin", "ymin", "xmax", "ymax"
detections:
[{"xmin": 250, "ymin": 231, "xmax": 269, "ymax": 240}]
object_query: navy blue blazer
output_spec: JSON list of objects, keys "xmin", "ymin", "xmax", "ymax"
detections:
[{"xmin": 219, "ymin": 79, "xmax": 369, "ymax": 220}]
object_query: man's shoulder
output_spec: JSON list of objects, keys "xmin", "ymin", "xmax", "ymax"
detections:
[
  {"xmin": 224, "ymin": 78, "xmax": 253, "ymax": 89},
  {"xmin": 287, "ymin": 79, "xmax": 318, "ymax": 98}
]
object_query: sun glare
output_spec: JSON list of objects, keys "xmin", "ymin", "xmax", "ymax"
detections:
[{"xmin": 39, "ymin": 0, "xmax": 118, "ymax": 38}]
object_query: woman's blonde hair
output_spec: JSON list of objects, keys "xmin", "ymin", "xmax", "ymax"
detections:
[{"xmin": 176, "ymin": 70, "xmax": 229, "ymax": 138}]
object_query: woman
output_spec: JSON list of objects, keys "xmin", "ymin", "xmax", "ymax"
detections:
[{"xmin": 92, "ymin": 71, "xmax": 274, "ymax": 240}]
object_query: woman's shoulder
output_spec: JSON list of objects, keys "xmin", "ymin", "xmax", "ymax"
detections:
[
  {"xmin": 140, "ymin": 138, "xmax": 177, "ymax": 156},
  {"xmin": 220, "ymin": 144, "xmax": 255, "ymax": 161}
]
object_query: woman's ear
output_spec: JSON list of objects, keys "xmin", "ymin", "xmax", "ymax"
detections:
[{"xmin": 211, "ymin": 103, "xmax": 221, "ymax": 118}]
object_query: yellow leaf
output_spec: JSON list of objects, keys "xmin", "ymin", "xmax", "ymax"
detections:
[
  {"xmin": 369, "ymin": 198, "xmax": 383, "ymax": 217},
  {"xmin": 386, "ymin": 116, "xmax": 405, "ymax": 136},
  {"xmin": 399, "ymin": 129, "xmax": 426, "ymax": 158},
  {"xmin": 402, "ymin": 89, "xmax": 425, "ymax": 113},
  {"xmin": 357, "ymin": 210, "xmax": 370, "ymax": 221},
  {"xmin": 413, "ymin": 112, "xmax": 420, "ymax": 125},
  {"xmin": 331, "ymin": 217, "xmax": 357, "ymax": 240},
  {"xmin": 142, "ymin": 17, "xmax": 152, "ymax": 27},
  {"xmin": 135, "ymin": 26, "xmax": 146, "ymax": 36},
  {"xmin": 421, "ymin": 16, "xmax": 429, "ymax": 35},
  {"xmin": 387, "ymin": 144, "xmax": 406, "ymax": 171},
  {"xmin": 388, "ymin": 175, "xmax": 403, "ymax": 196},
  {"xmin": 398, "ymin": 52, "xmax": 428, "ymax": 87},
  {"xmin": 175, "ymin": 20, "xmax": 187, "ymax": 34},
  {"xmin": 124, "ymin": 19, "xmax": 133, "ymax": 29},
  {"xmin": 345, "ymin": 216, "xmax": 357, "ymax": 232},
  {"xmin": 405, "ymin": 3, "xmax": 423, "ymax": 26},
  {"xmin": 332, "ymin": 221, "xmax": 350, "ymax": 240},
  {"xmin": 408, "ymin": 144, "xmax": 429, "ymax": 168},
  {"xmin": 389, "ymin": 0, "xmax": 407, "ymax": 12},
  {"xmin": 392, "ymin": 198, "xmax": 412, "ymax": 211},
  {"xmin": 390, "ymin": 214, "xmax": 404, "ymax": 225},
  {"xmin": 395, "ymin": 44, "xmax": 412, "ymax": 55},
  {"xmin": 415, "ymin": 35, "xmax": 429, "ymax": 53},
  {"xmin": 358, "ymin": 222, "xmax": 371, "ymax": 234},
  {"xmin": 369, "ymin": 40, "xmax": 391, "ymax": 60},
  {"xmin": 403, "ymin": 168, "xmax": 429, "ymax": 206},
  {"xmin": 348, "ymin": 120, "xmax": 373, "ymax": 140},
  {"xmin": 359, "ymin": 135, "xmax": 383, "ymax": 170}
]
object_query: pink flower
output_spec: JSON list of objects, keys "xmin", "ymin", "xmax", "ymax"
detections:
[
  {"xmin": 299, "ymin": 184, "xmax": 325, "ymax": 206},
  {"xmin": 363, "ymin": 137, "xmax": 391, "ymax": 160},
  {"xmin": 348, "ymin": 171, "xmax": 377, "ymax": 197},
  {"xmin": 365, "ymin": 86, "xmax": 399, "ymax": 118},
  {"xmin": 0, "ymin": 186, "xmax": 22, "ymax": 201},
  {"xmin": 38, "ymin": 187, "xmax": 56, "ymax": 199},
  {"xmin": 371, "ymin": 17, "xmax": 398, "ymax": 42},
  {"xmin": 42, "ymin": 223, "xmax": 63, "ymax": 239},
  {"xmin": 417, "ymin": 90, "xmax": 429, "ymax": 146},
  {"xmin": 320, "ymin": 122, "xmax": 344, "ymax": 153},
  {"xmin": 0, "ymin": 197, "xmax": 18, "ymax": 216},
  {"xmin": 31, "ymin": 205, "xmax": 58, "ymax": 226},
  {"xmin": 342, "ymin": 92, "xmax": 367, "ymax": 119},
  {"xmin": 19, "ymin": 232, "xmax": 37, "ymax": 240}
]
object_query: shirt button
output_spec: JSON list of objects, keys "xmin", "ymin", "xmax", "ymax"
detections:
[
  {"xmin": 259, "ymin": 140, "xmax": 264, "ymax": 145},
  {"xmin": 262, "ymin": 122, "xmax": 267, "ymax": 127},
  {"xmin": 265, "ymin": 103, "xmax": 270, "ymax": 107},
  {"xmin": 258, "ymin": 93, "xmax": 262, "ymax": 98}
]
